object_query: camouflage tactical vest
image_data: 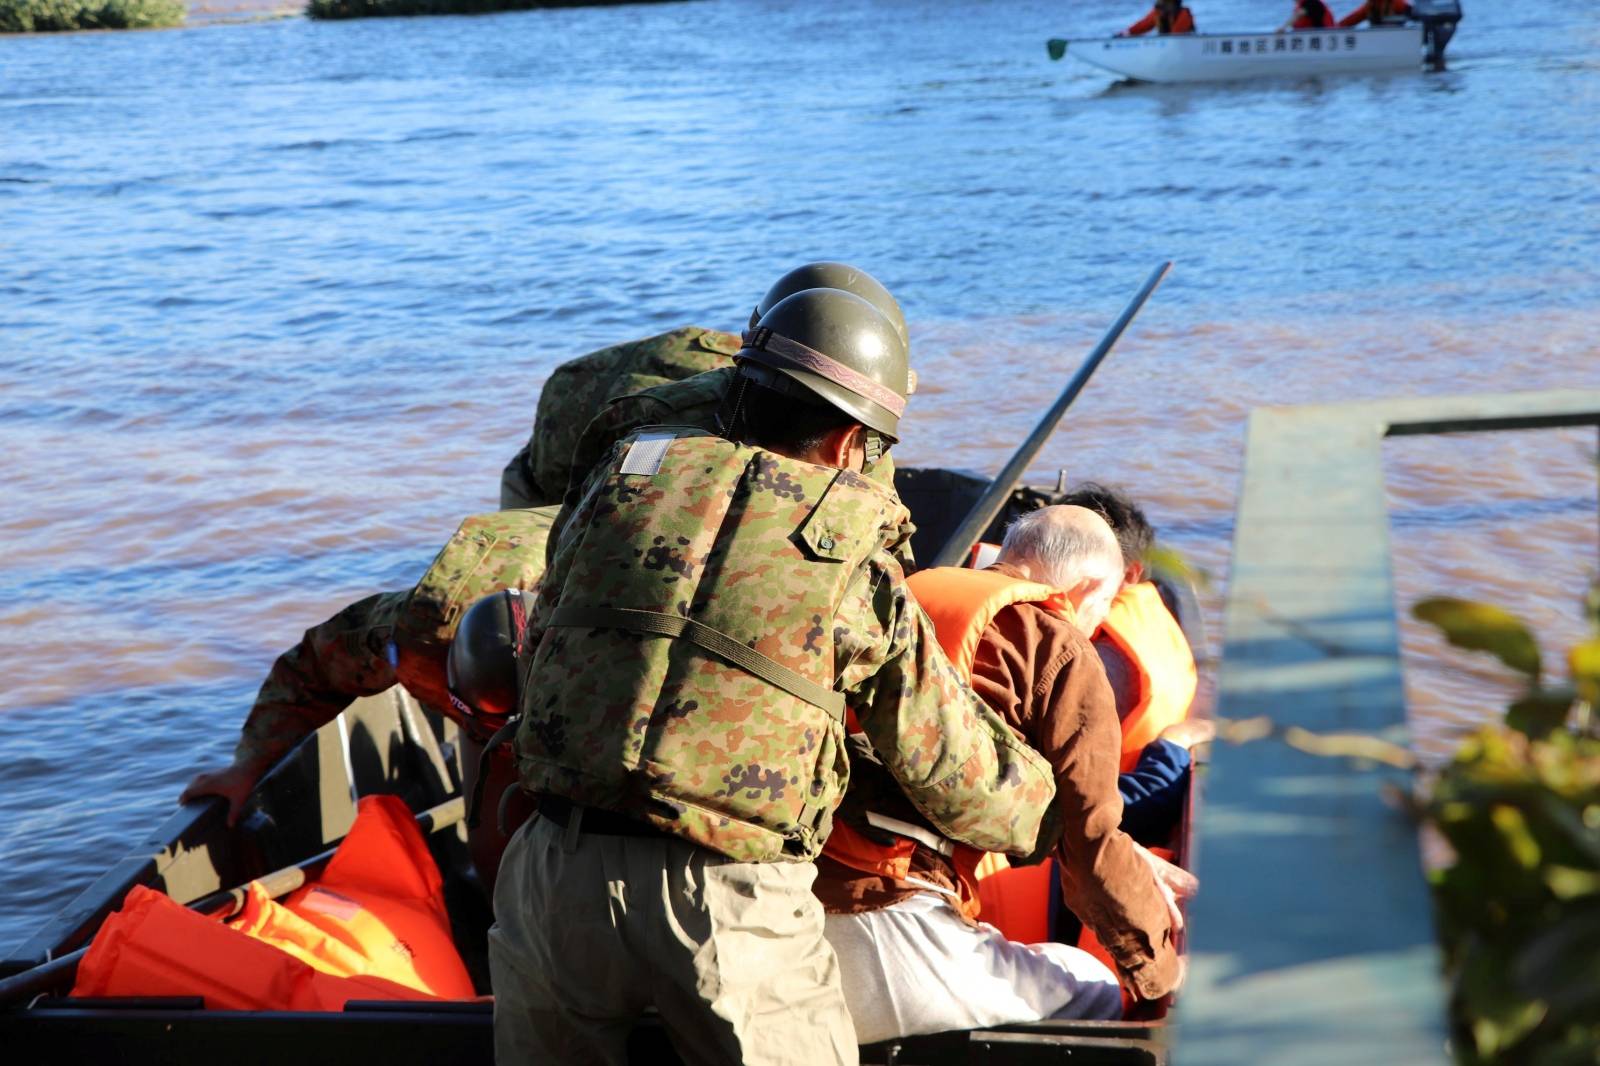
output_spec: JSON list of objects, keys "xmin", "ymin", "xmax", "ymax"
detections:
[
  {"xmin": 506, "ymin": 328, "xmax": 741, "ymax": 509},
  {"xmin": 391, "ymin": 506, "xmax": 556, "ymax": 717},
  {"xmin": 515, "ymin": 429, "xmax": 905, "ymax": 863}
]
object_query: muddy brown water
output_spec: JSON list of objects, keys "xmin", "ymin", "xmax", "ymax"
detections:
[{"xmin": 0, "ymin": 0, "xmax": 1595, "ymax": 951}]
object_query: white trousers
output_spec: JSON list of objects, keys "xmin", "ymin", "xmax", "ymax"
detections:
[{"xmin": 824, "ymin": 891, "xmax": 1122, "ymax": 1045}]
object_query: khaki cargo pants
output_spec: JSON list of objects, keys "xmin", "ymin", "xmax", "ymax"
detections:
[{"xmin": 489, "ymin": 813, "xmax": 855, "ymax": 1066}]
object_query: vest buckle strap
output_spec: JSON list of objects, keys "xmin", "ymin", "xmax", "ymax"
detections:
[{"xmin": 864, "ymin": 810, "xmax": 956, "ymax": 857}]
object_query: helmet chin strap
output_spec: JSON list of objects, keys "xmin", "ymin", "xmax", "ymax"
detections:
[
  {"xmin": 864, "ymin": 429, "xmax": 887, "ymax": 465},
  {"xmin": 715, "ymin": 367, "xmax": 754, "ymax": 443}
]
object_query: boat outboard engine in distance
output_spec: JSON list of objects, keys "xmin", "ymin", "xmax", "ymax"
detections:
[{"xmin": 1411, "ymin": 0, "xmax": 1462, "ymax": 70}]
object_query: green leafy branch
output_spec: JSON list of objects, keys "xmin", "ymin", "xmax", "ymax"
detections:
[{"xmin": 1412, "ymin": 585, "xmax": 1600, "ymax": 1065}]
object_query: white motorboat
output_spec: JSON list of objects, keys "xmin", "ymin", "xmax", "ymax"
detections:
[{"xmin": 1047, "ymin": 2, "xmax": 1461, "ymax": 84}]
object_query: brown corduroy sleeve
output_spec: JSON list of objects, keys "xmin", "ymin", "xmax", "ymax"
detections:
[{"xmin": 970, "ymin": 602, "xmax": 1181, "ymax": 1002}]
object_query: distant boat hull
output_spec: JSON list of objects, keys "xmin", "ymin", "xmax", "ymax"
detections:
[{"xmin": 1064, "ymin": 26, "xmax": 1425, "ymax": 83}]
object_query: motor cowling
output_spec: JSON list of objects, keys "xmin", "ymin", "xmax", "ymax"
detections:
[{"xmin": 1411, "ymin": 0, "xmax": 1462, "ymax": 70}]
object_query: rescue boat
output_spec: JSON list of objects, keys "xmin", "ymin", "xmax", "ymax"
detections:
[
  {"xmin": 1049, "ymin": 1, "xmax": 1461, "ymax": 84},
  {"xmin": 0, "ymin": 466, "xmax": 1206, "ymax": 1066}
]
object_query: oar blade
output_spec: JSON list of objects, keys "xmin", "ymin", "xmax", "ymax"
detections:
[
  {"xmin": 928, "ymin": 261, "xmax": 1173, "ymax": 569},
  {"xmin": 1047, "ymin": 38, "xmax": 1068, "ymax": 61}
]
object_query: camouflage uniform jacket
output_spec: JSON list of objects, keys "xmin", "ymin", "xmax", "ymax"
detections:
[
  {"xmin": 234, "ymin": 507, "xmax": 556, "ymax": 769},
  {"xmin": 514, "ymin": 429, "xmax": 1055, "ymax": 864},
  {"xmin": 499, "ymin": 326, "xmax": 741, "ymax": 510},
  {"xmin": 546, "ymin": 365, "xmax": 907, "ymax": 568}
]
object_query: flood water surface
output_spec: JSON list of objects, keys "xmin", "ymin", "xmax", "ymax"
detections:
[{"xmin": 0, "ymin": 0, "xmax": 1596, "ymax": 949}]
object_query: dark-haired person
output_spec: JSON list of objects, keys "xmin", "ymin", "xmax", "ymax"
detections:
[
  {"xmin": 1338, "ymin": 0, "xmax": 1409, "ymax": 26},
  {"xmin": 1118, "ymin": 0, "xmax": 1196, "ymax": 36},
  {"xmin": 1057, "ymin": 483, "xmax": 1203, "ymax": 846},
  {"xmin": 489, "ymin": 287, "xmax": 1058, "ymax": 1066},
  {"xmin": 1279, "ymin": 0, "xmax": 1337, "ymax": 29}
]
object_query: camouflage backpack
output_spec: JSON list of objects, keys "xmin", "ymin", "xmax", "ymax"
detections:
[
  {"xmin": 391, "ymin": 506, "xmax": 556, "ymax": 718},
  {"xmin": 515, "ymin": 429, "xmax": 907, "ymax": 863}
]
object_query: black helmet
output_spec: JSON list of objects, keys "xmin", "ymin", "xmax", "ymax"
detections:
[
  {"xmin": 751, "ymin": 262, "xmax": 909, "ymax": 354},
  {"xmin": 735, "ymin": 288, "xmax": 911, "ymax": 443},
  {"xmin": 445, "ymin": 589, "xmax": 537, "ymax": 735}
]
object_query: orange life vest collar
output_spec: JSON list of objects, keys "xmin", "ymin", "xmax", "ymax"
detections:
[
  {"xmin": 1097, "ymin": 582, "xmax": 1197, "ymax": 772},
  {"xmin": 906, "ymin": 566, "xmax": 1078, "ymax": 676}
]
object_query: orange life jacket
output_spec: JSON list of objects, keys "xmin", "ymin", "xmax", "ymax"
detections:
[
  {"xmin": 1099, "ymin": 582, "xmax": 1197, "ymax": 773},
  {"xmin": 975, "ymin": 857, "xmax": 1055, "ymax": 945},
  {"xmin": 73, "ymin": 795, "xmax": 474, "ymax": 1009},
  {"xmin": 979, "ymin": 847, "xmax": 1175, "ymax": 1016},
  {"xmin": 822, "ymin": 568, "xmax": 1075, "ymax": 919}
]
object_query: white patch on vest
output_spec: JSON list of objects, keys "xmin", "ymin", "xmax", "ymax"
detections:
[{"xmin": 619, "ymin": 431, "xmax": 678, "ymax": 476}]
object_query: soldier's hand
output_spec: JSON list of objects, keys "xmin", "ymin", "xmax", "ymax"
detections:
[{"xmin": 179, "ymin": 761, "xmax": 265, "ymax": 827}]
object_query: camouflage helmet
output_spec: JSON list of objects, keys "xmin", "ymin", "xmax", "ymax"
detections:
[
  {"xmin": 751, "ymin": 262, "xmax": 909, "ymax": 354},
  {"xmin": 445, "ymin": 589, "xmax": 537, "ymax": 732},
  {"xmin": 736, "ymin": 287, "xmax": 912, "ymax": 443}
]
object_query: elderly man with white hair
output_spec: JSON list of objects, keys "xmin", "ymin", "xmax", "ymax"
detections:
[{"xmin": 812, "ymin": 505, "xmax": 1188, "ymax": 1044}]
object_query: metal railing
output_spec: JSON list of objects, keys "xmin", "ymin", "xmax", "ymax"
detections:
[{"xmin": 1176, "ymin": 389, "xmax": 1600, "ymax": 1065}]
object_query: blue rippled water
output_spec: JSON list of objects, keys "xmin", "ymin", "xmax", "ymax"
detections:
[{"xmin": 1, "ymin": 0, "xmax": 1596, "ymax": 950}]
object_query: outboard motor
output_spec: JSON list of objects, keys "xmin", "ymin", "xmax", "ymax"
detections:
[{"xmin": 1411, "ymin": 0, "xmax": 1462, "ymax": 70}]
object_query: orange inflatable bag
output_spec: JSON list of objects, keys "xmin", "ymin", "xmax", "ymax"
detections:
[{"xmin": 73, "ymin": 795, "xmax": 474, "ymax": 1008}]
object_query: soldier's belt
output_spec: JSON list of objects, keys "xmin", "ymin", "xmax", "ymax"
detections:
[{"xmin": 548, "ymin": 605, "xmax": 845, "ymax": 720}]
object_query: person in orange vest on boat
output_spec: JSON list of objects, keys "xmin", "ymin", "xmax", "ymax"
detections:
[
  {"xmin": 1279, "ymin": 0, "xmax": 1337, "ymax": 29},
  {"xmin": 1118, "ymin": 0, "xmax": 1196, "ymax": 36},
  {"xmin": 818, "ymin": 506, "xmax": 1191, "ymax": 1043},
  {"xmin": 1338, "ymin": 0, "xmax": 1410, "ymax": 26},
  {"xmin": 1059, "ymin": 484, "xmax": 1210, "ymax": 845}
]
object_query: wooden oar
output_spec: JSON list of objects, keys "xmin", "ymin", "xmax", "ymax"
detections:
[
  {"xmin": 1047, "ymin": 38, "xmax": 1069, "ymax": 61},
  {"xmin": 0, "ymin": 796, "xmax": 465, "ymax": 1007},
  {"xmin": 928, "ymin": 262, "xmax": 1172, "ymax": 569}
]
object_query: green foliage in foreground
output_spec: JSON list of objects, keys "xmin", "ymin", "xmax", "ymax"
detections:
[
  {"xmin": 1415, "ymin": 591, "xmax": 1600, "ymax": 1064},
  {"xmin": 307, "ymin": 0, "xmax": 615, "ymax": 19},
  {"xmin": 0, "ymin": 0, "xmax": 183, "ymax": 31}
]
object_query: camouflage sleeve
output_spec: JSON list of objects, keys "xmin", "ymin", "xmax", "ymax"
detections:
[
  {"xmin": 861, "ymin": 451, "xmax": 916, "ymax": 570},
  {"xmin": 836, "ymin": 555, "xmax": 1057, "ymax": 855},
  {"xmin": 233, "ymin": 590, "xmax": 410, "ymax": 769}
]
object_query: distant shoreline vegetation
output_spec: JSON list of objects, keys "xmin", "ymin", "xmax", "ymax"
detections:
[
  {"xmin": 308, "ymin": 0, "xmax": 651, "ymax": 19},
  {"xmin": 0, "ymin": 0, "xmax": 184, "ymax": 31}
]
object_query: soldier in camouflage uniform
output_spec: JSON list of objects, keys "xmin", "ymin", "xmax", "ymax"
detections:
[
  {"xmin": 497, "ymin": 263, "xmax": 910, "ymax": 552},
  {"xmin": 489, "ymin": 288, "xmax": 1057, "ymax": 1066},
  {"xmin": 180, "ymin": 506, "xmax": 557, "ymax": 894},
  {"xmin": 499, "ymin": 326, "xmax": 741, "ymax": 510}
]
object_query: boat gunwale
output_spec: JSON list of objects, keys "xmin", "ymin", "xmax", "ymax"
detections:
[{"xmin": 1059, "ymin": 25, "xmax": 1421, "ymax": 46}]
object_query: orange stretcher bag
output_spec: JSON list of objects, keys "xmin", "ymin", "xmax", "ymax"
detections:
[{"xmin": 73, "ymin": 795, "xmax": 474, "ymax": 1009}]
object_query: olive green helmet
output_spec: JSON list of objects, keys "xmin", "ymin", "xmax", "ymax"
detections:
[
  {"xmin": 736, "ymin": 287, "xmax": 911, "ymax": 443},
  {"xmin": 751, "ymin": 262, "xmax": 909, "ymax": 355}
]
